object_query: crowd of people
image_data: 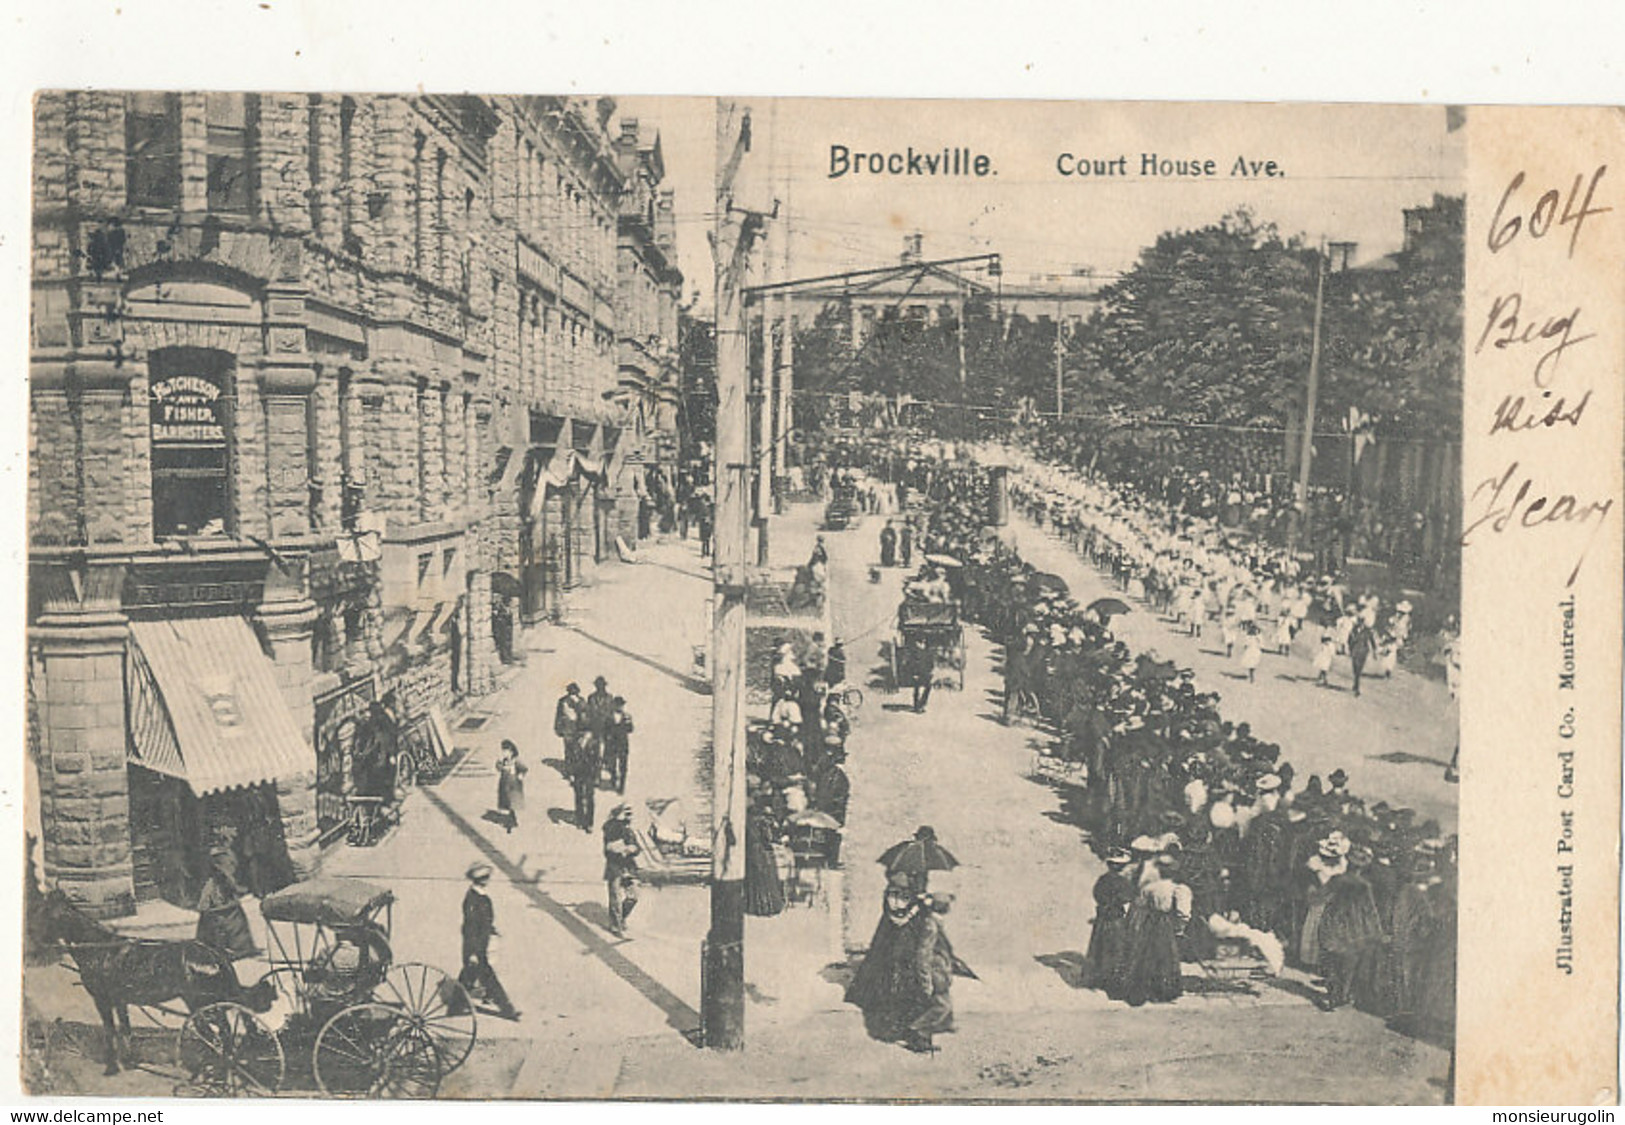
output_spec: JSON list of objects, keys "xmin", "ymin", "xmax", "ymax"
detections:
[
  {"xmin": 846, "ymin": 443, "xmax": 1461, "ymax": 1033},
  {"xmin": 1000, "ymin": 446, "xmax": 1460, "ymax": 718},
  {"xmin": 1029, "ymin": 427, "xmax": 1451, "ymax": 590},
  {"xmin": 735, "ymin": 632, "xmax": 859, "ymax": 917}
]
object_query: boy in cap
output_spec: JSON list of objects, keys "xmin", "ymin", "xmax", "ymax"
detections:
[
  {"xmin": 459, "ymin": 863, "xmax": 519, "ymax": 1021},
  {"xmin": 602, "ymin": 804, "xmax": 642, "ymax": 938}
]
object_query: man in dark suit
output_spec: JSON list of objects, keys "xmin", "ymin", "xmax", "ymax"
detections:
[
  {"xmin": 906, "ymin": 638, "xmax": 934, "ymax": 713},
  {"xmin": 603, "ymin": 696, "xmax": 633, "ymax": 795},
  {"xmin": 458, "ymin": 864, "xmax": 519, "ymax": 1021},
  {"xmin": 555, "ymin": 683, "xmax": 593, "ymax": 828}
]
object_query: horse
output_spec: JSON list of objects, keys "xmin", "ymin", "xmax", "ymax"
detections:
[{"xmin": 34, "ymin": 889, "xmax": 276, "ymax": 1075}]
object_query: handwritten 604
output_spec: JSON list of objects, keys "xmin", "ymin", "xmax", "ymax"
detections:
[{"xmin": 1488, "ymin": 165, "xmax": 1610, "ymax": 260}]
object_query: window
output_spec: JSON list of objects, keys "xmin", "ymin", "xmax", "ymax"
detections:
[
  {"xmin": 339, "ymin": 97, "xmax": 358, "ymax": 252},
  {"xmin": 307, "ymin": 95, "xmax": 324, "ymax": 238},
  {"xmin": 205, "ymin": 93, "xmax": 255, "ymax": 213},
  {"xmin": 126, "ymin": 92, "xmax": 180, "ymax": 207},
  {"xmin": 413, "ymin": 132, "xmax": 427, "ymax": 272},
  {"xmin": 149, "ymin": 349, "xmax": 233, "ymax": 539},
  {"xmin": 435, "ymin": 149, "xmax": 448, "ymax": 284}
]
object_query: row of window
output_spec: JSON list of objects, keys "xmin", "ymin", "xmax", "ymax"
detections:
[
  {"xmin": 127, "ymin": 92, "xmax": 255, "ymax": 213},
  {"xmin": 124, "ymin": 93, "xmax": 617, "ymax": 302},
  {"xmin": 514, "ymin": 133, "xmax": 616, "ymax": 293},
  {"xmin": 147, "ymin": 351, "xmax": 482, "ymax": 541}
]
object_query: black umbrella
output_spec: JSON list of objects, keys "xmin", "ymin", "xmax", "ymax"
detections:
[
  {"xmin": 1133, "ymin": 654, "xmax": 1180, "ymax": 682},
  {"xmin": 1087, "ymin": 597, "xmax": 1132, "ymax": 619},
  {"xmin": 490, "ymin": 572, "xmax": 523, "ymax": 600},
  {"xmin": 1032, "ymin": 572, "xmax": 1070, "ymax": 596},
  {"xmin": 878, "ymin": 827, "xmax": 960, "ymax": 875}
]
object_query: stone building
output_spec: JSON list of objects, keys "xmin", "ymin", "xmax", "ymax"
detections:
[
  {"xmin": 612, "ymin": 118, "xmax": 684, "ymax": 540},
  {"xmin": 483, "ymin": 97, "xmax": 631, "ymax": 625},
  {"xmin": 28, "ymin": 92, "xmax": 661, "ymax": 915}
]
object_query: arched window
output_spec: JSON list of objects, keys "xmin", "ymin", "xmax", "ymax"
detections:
[{"xmin": 149, "ymin": 348, "xmax": 234, "ymax": 539}]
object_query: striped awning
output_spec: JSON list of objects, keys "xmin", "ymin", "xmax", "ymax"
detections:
[{"xmin": 128, "ymin": 616, "xmax": 317, "ymax": 795}]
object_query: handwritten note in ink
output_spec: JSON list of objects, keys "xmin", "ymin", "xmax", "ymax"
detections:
[{"xmin": 1458, "ymin": 108, "xmax": 1624, "ymax": 1107}]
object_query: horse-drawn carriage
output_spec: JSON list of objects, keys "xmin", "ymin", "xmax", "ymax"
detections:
[
  {"xmin": 40, "ymin": 877, "xmax": 475, "ymax": 1098},
  {"xmin": 185, "ymin": 877, "xmax": 475, "ymax": 1097},
  {"xmin": 891, "ymin": 599, "xmax": 967, "ymax": 691}
]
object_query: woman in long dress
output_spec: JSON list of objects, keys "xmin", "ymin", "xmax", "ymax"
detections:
[
  {"xmin": 496, "ymin": 739, "xmax": 527, "ymax": 834},
  {"xmin": 845, "ymin": 871, "xmax": 922, "ymax": 1038},
  {"xmin": 195, "ymin": 849, "xmax": 258, "ymax": 960},
  {"xmin": 1085, "ymin": 851, "xmax": 1135, "ymax": 995},
  {"xmin": 1297, "ymin": 833, "xmax": 1349, "ymax": 972},
  {"xmin": 1120, "ymin": 855, "xmax": 1190, "ymax": 1006},
  {"xmin": 743, "ymin": 805, "xmax": 786, "ymax": 917},
  {"xmin": 896, "ymin": 897, "xmax": 971, "ymax": 1053}
]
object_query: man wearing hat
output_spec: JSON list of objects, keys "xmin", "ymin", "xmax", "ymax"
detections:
[
  {"xmin": 555, "ymin": 681, "xmax": 584, "ymax": 769},
  {"xmin": 602, "ymin": 804, "xmax": 642, "ymax": 938},
  {"xmin": 585, "ymin": 676, "xmax": 615, "ymax": 759},
  {"xmin": 556, "ymin": 682, "xmax": 597, "ymax": 831},
  {"xmin": 603, "ymin": 696, "xmax": 634, "ymax": 796},
  {"xmin": 459, "ymin": 863, "xmax": 519, "ymax": 1021}
]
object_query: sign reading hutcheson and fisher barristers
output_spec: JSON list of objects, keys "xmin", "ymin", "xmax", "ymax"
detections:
[{"xmin": 150, "ymin": 374, "xmax": 228, "ymax": 444}]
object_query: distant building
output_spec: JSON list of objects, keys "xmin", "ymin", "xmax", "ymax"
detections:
[{"xmin": 826, "ymin": 233, "xmax": 1102, "ymax": 346}]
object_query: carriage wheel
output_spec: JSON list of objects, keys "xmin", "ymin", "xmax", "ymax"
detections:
[
  {"xmin": 376, "ymin": 962, "xmax": 477, "ymax": 1072},
  {"xmin": 176, "ymin": 1002, "xmax": 285, "ymax": 1096},
  {"xmin": 396, "ymin": 752, "xmax": 418, "ymax": 791},
  {"xmin": 839, "ymin": 685, "xmax": 864, "ymax": 712},
  {"xmin": 314, "ymin": 1003, "xmax": 442, "ymax": 1099}
]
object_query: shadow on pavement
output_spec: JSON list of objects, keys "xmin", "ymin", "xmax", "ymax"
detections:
[
  {"xmin": 1034, "ymin": 951, "xmax": 1090, "ymax": 990},
  {"xmin": 420, "ymin": 787, "xmax": 702, "ymax": 1040},
  {"xmin": 568, "ymin": 625, "xmax": 710, "ymax": 695}
]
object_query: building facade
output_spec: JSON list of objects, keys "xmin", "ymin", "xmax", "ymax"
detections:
[
  {"xmin": 612, "ymin": 118, "xmax": 684, "ymax": 540},
  {"xmin": 28, "ymin": 92, "xmax": 669, "ymax": 916}
]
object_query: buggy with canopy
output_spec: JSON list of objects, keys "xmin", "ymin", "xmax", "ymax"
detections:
[{"xmin": 175, "ymin": 876, "xmax": 476, "ymax": 1098}]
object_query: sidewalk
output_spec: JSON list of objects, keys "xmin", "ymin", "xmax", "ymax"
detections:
[
  {"xmin": 19, "ymin": 520, "xmax": 1453, "ymax": 1102},
  {"xmin": 325, "ymin": 529, "xmax": 849, "ymax": 1096}
]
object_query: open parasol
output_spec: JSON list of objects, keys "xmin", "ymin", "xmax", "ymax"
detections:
[
  {"xmin": 1087, "ymin": 597, "xmax": 1132, "ymax": 620},
  {"xmin": 1032, "ymin": 572, "xmax": 1070, "ymax": 596},
  {"xmin": 878, "ymin": 826, "xmax": 960, "ymax": 875},
  {"xmin": 1133, "ymin": 654, "xmax": 1180, "ymax": 682},
  {"xmin": 790, "ymin": 809, "xmax": 843, "ymax": 831},
  {"xmin": 924, "ymin": 553, "xmax": 963, "ymax": 568}
]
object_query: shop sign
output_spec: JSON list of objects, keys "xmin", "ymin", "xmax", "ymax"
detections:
[{"xmin": 150, "ymin": 376, "xmax": 227, "ymax": 445}]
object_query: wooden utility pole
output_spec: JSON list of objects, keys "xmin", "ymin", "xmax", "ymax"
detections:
[
  {"xmin": 754, "ymin": 297, "xmax": 772, "ymax": 564},
  {"xmin": 956, "ymin": 280, "xmax": 968, "ymax": 387},
  {"xmin": 1054, "ymin": 298, "xmax": 1066, "ymax": 418},
  {"xmin": 1289, "ymin": 248, "xmax": 1328, "ymax": 555},
  {"xmin": 775, "ymin": 179, "xmax": 793, "ymax": 505},
  {"xmin": 705, "ymin": 98, "xmax": 760, "ymax": 1050}
]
